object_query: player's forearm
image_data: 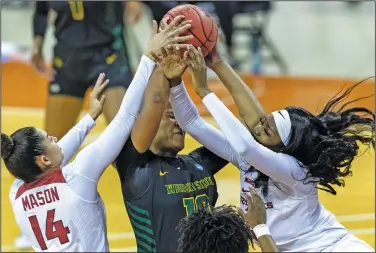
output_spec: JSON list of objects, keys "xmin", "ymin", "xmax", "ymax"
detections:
[
  {"xmin": 70, "ymin": 55, "xmax": 155, "ymax": 182},
  {"xmin": 202, "ymin": 92, "xmax": 257, "ymax": 158},
  {"xmin": 211, "ymin": 61, "xmax": 265, "ymax": 128},
  {"xmin": 33, "ymin": 1, "xmax": 49, "ymax": 51},
  {"xmin": 202, "ymin": 93, "xmax": 300, "ymax": 186},
  {"xmin": 170, "ymin": 82, "xmax": 201, "ymax": 132},
  {"xmin": 258, "ymin": 235, "xmax": 279, "ymax": 252},
  {"xmin": 118, "ymin": 55, "xmax": 155, "ymax": 117},
  {"xmin": 170, "ymin": 83, "xmax": 242, "ymax": 167},
  {"xmin": 58, "ymin": 114, "xmax": 96, "ymax": 167},
  {"xmin": 252, "ymin": 224, "xmax": 279, "ymax": 252},
  {"xmin": 131, "ymin": 67, "xmax": 170, "ymax": 153}
]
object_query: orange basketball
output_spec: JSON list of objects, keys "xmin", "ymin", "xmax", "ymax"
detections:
[{"xmin": 163, "ymin": 4, "xmax": 218, "ymax": 57}]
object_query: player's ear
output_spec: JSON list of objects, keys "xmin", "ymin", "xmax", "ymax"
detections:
[{"xmin": 35, "ymin": 155, "xmax": 52, "ymax": 170}]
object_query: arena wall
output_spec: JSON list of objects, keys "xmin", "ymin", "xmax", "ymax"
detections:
[{"xmin": 2, "ymin": 61, "xmax": 374, "ymax": 115}]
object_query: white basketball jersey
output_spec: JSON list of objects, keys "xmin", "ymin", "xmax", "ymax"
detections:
[
  {"xmin": 240, "ymin": 169, "xmax": 349, "ymax": 252},
  {"xmin": 10, "ymin": 169, "xmax": 109, "ymax": 252}
]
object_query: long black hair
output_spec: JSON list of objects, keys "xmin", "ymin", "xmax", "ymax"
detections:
[
  {"xmin": 1, "ymin": 127, "xmax": 45, "ymax": 183},
  {"xmin": 176, "ymin": 205, "xmax": 253, "ymax": 253},
  {"xmin": 253, "ymin": 78, "xmax": 375, "ymax": 197}
]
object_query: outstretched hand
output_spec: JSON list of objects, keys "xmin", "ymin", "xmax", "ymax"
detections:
[
  {"xmin": 152, "ymin": 44, "xmax": 187, "ymax": 80},
  {"xmin": 145, "ymin": 15, "xmax": 193, "ymax": 62},
  {"xmin": 89, "ymin": 73, "xmax": 108, "ymax": 120},
  {"xmin": 237, "ymin": 187, "xmax": 267, "ymax": 229},
  {"xmin": 185, "ymin": 45, "xmax": 211, "ymax": 98}
]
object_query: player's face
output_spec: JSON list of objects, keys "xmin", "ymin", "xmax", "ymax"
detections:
[
  {"xmin": 38, "ymin": 129, "xmax": 64, "ymax": 169},
  {"xmin": 154, "ymin": 105, "xmax": 185, "ymax": 153},
  {"xmin": 251, "ymin": 114, "xmax": 282, "ymax": 147}
]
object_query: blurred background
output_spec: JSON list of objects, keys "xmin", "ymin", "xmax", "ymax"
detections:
[
  {"xmin": 1, "ymin": 1, "xmax": 375, "ymax": 252},
  {"xmin": 2, "ymin": 1, "xmax": 375, "ymax": 77}
]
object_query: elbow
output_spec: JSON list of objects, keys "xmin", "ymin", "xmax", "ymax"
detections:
[
  {"xmin": 235, "ymin": 140, "xmax": 253, "ymax": 158},
  {"xmin": 151, "ymin": 92, "xmax": 166, "ymax": 104},
  {"xmin": 148, "ymin": 84, "xmax": 169, "ymax": 104}
]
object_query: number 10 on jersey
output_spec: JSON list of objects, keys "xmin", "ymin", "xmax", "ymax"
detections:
[{"xmin": 183, "ymin": 194, "xmax": 211, "ymax": 216}]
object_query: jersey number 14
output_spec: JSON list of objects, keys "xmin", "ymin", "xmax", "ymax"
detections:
[{"xmin": 29, "ymin": 209, "xmax": 71, "ymax": 250}]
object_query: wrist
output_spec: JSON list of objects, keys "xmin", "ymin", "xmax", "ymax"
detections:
[
  {"xmin": 88, "ymin": 110, "xmax": 100, "ymax": 121},
  {"xmin": 144, "ymin": 52, "xmax": 156, "ymax": 62},
  {"xmin": 209, "ymin": 60, "xmax": 224, "ymax": 72},
  {"xmin": 197, "ymin": 88, "xmax": 212, "ymax": 99},
  {"xmin": 168, "ymin": 77, "xmax": 182, "ymax": 87},
  {"xmin": 252, "ymin": 224, "xmax": 270, "ymax": 240}
]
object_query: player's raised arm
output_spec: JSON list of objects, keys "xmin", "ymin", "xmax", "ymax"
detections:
[
  {"xmin": 206, "ymin": 45, "xmax": 266, "ymax": 129},
  {"xmin": 129, "ymin": 17, "xmax": 193, "ymax": 153},
  {"xmin": 130, "ymin": 65, "xmax": 170, "ymax": 153},
  {"xmin": 64, "ymin": 16, "xmax": 193, "ymax": 200},
  {"xmin": 169, "ymin": 47, "xmax": 245, "ymax": 170},
  {"xmin": 186, "ymin": 46, "xmax": 302, "ymax": 187},
  {"xmin": 57, "ymin": 74, "xmax": 108, "ymax": 167}
]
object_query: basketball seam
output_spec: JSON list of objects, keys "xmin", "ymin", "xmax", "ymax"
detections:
[
  {"xmin": 190, "ymin": 7, "xmax": 216, "ymax": 44},
  {"xmin": 191, "ymin": 7, "xmax": 209, "ymax": 43},
  {"xmin": 208, "ymin": 18, "xmax": 214, "ymax": 42},
  {"xmin": 176, "ymin": 9, "xmax": 210, "ymax": 53}
]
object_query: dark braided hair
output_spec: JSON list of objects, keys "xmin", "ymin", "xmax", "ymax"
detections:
[
  {"xmin": 176, "ymin": 205, "xmax": 253, "ymax": 253},
  {"xmin": 252, "ymin": 78, "xmax": 375, "ymax": 197}
]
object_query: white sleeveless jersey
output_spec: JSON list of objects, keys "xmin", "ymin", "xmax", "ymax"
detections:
[
  {"xmin": 9, "ymin": 169, "xmax": 109, "ymax": 252},
  {"xmin": 240, "ymin": 169, "xmax": 349, "ymax": 252}
]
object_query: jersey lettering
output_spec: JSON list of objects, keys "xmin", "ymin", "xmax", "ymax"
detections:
[
  {"xmin": 22, "ymin": 186, "xmax": 60, "ymax": 211},
  {"xmin": 29, "ymin": 209, "xmax": 71, "ymax": 250}
]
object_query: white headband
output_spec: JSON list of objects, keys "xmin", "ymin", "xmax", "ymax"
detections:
[{"xmin": 271, "ymin": 110, "xmax": 292, "ymax": 146}]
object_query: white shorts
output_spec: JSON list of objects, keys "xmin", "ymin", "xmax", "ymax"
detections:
[{"xmin": 325, "ymin": 234, "xmax": 374, "ymax": 252}]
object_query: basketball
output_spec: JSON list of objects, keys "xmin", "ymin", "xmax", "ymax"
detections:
[{"xmin": 162, "ymin": 4, "xmax": 218, "ymax": 57}]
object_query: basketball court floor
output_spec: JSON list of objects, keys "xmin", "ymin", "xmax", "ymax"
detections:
[{"xmin": 1, "ymin": 107, "xmax": 374, "ymax": 252}]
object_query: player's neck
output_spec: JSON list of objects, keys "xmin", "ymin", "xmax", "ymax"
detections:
[{"xmin": 150, "ymin": 146, "xmax": 177, "ymax": 158}]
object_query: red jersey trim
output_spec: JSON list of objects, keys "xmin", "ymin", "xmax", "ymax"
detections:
[{"xmin": 15, "ymin": 169, "xmax": 66, "ymax": 200}]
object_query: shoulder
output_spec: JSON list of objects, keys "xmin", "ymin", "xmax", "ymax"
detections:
[
  {"xmin": 116, "ymin": 138, "xmax": 155, "ymax": 179},
  {"xmin": 186, "ymin": 146, "xmax": 229, "ymax": 174},
  {"xmin": 9, "ymin": 179, "xmax": 24, "ymax": 202},
  {"xmin": 187, "ymin": 146, "xmax": 220, "ymax": 161}
]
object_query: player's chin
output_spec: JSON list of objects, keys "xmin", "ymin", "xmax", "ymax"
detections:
[{"xmin": 172, "ymin": 134, "xmax": 185, "ymax": 151}]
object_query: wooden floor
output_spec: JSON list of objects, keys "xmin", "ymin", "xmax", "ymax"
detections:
[{"xmin": 1, "ymin": 107, "xmax": 374, "ymax": 252}]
